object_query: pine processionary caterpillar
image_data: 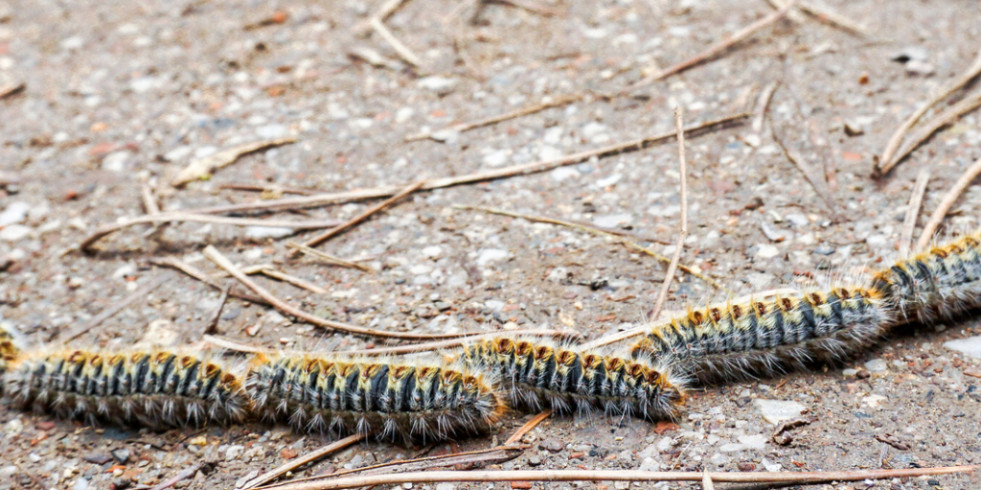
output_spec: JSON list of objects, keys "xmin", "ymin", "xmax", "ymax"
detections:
[
  {"xmin": 0, "ymin": 324, "xmax": 22, "ymax": 375},
  {"xmin": 244, "ymin": 354, "xmax": 505, "ymax": 443},
  {"xmin": 458, "ymin": 337, "xmax": 687, "ymax": 420},
  {"xmin": 870, "ymin": 230, "xmax": 981, "ymax": 325},
  {"xmin": 2, "ymin": 349, "xmax": 250, "ymax": 427},
  {"xmin": 629, "ymin": 286, "xmax": 893, "ymax": 384}
]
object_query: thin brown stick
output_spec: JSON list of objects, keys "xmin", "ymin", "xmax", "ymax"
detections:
[
  {"xmin": 204, "ymin": 282, "xmax": 231, "ymax": 335},
  {"xmin": 881, "ymin": 91, "xmax": 981, "ymax": 177},
  {"xmin": 876, "ymin": 51, "xmax": 981, "ymax": 177},
  {"xmin": 650, "ymin": 108, "xmax": 690, "ymax": 325},
  {"xmin": 628, "ymin": 2, "xmax": 794, "ymax": 90},
  {"xmin": 192, "ymin": 113, "xmax": 750, "ymax": 216},
  {"xmin": 150, "ymin": 463, "xmax": 202, "ymax": 490},
  {"xmin": 80, "ymin": 213, "xmax": 342, "ymax": 252},
  {"xmin": 289, "ymin": 445, "xmax": 527, "ymax": 485},
  {"xmin": 766, "ymin": 0, "xmax": 868, "ymax": 36},
  {"xmin": 203, "ymin": 246, "xmax": 467, "ymax": 340},
  {"xmin": 369, "ymin": 18, "xmax": 422, "ymax": 68},
  {"xmin": 141, "ymin": 184, "xmax": 162, "ymax": 214},
  {"xmin": 405, "ymin": 94, "xmax": 582, "ymax": 142},
  {"xmin": 250, "ymin": 465, "xmax": 978, "ymax": 490},
  {"xmin": 149, "ymin": 256, "xmax": 273, "ymax": 307},
  {"xmin": 915, "ymin": 156, "xmax": 981, "ymax": 252},
  {"xmin": 221, "ymin": 183, "xmax": 316, "ymax": 196},
  {"xmin": 504, "ymin": 410, "xmax": 552, "ymax": 445},
  {"xmin": 770, "ymin": 124, "xmax": 841, "ymax": 219},
  {"xmin": 702, "ymin": 471, "xmax": 716, "ymax": 490},
  {"xmin": 353, "ymin": 0, "xmax": 411, "ymax": 35},
  {"xmin": 898, "ymin": 169, "xmax": 931, "ymax": 257},
  {"xmin": 485, "ymin": 0, "xmax": 559, "ymax": 16},
  {"xmin": 0, "ymin": 82, "xmax": 25, "ymax": 99},
  {"xmin": 241, "ymin": 433, "xmax": 367, "ymax": 490},
  {"xmin": 302, "ymin": 181, "xmax": 425, "ymax": 249},
  {"xmin": 253, "ymin": 267, "xmax": 329, "ymax": 295},
  {"xmin": 171, "ymin": 137, "xmax": 298, "ymax": 187},
  {"xmin": 59, "ymin": 274, "xmax": 170, "ymax": 342},
  {"xmin": 285, "ymin": 242, "xmax": 372, "ymax": 271},
  {"xmin": 752, "ymin": 82, "xmax": 780, "ymax": 134},
  {"xmin": 455, "ymin": 205, "xmax": 722, "ymax": 289}
]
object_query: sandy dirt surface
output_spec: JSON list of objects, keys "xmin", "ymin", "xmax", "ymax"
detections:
[{"xmin": 1, "ymin": 0, "xmax": 980, "ymax": 488}]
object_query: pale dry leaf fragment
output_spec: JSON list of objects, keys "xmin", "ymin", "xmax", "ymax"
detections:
[{"xmin": 171, "ymin": 137, "xmax": 297, "ymax": 187}]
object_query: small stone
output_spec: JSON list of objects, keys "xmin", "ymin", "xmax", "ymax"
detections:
[
  {"xmin": 843, "ymin": 120, "xmax": 865, "ymax": 136},
  {"xmin": 944, "ymin": 336, "xmax": 981, "ymax": 359},
  {"xmin": 756, "ymin": 244, "xmax": 780, "ymax": 259},
  {"xmin": 256, "ymin": 124, "xmax": 288, "ymax": 139},
  {"xmin": 225, "ymin": 444, "xmax": 245, "ymax": 461},
  {"xmin": 5, "ymin": 418, "xmax": 23, "ymax": 436},
  {"xmin": 0, "ymin": 201, "xmax": 30, "ymax": 226},
  {"xmin": 592, "ymin": 213, "xmax": 632, "ymax": 229},
  {"xmin": 841, "ymin": 368, "xmax": 858, "ymax": 377},
  {"xmin": 83, "ymin": 453, "xmax": 113, "ymax": 465},
  {"xmin": 481, "ymin": 149, "xmax": 510, "ymax": 167},
  {"xmin": 103, "ymin": 151, "xmax": 130, "ymax": 172},
  {"xmin": 864, "ymin": 358, "xmax": 888, "ymax": 373},
  {"xmin": 417, "ymin": 76, "xmax": 457, "ymax": 95},
  {"xmin": 812, "ymin": 245, "xmax": 835, "ymax": 256},
  {"xmin": 188, "ymin": 435, "xmax": 208, "ymax": 446},
  {"xmin": 245, "ymin": 226, "xmax": 294, "ymax": 239},
  {"xmin": 476, "ymin": 248, "xmax": 509, "ymax": 266},
  {"xmin": 73, "ymin": 478, "xmax": 88, "ymax": 490},
  {"xmin": 527, "ymin": 454, "xmax": 542, "ymax": 466},
  {"xmin": 738, "ymin": 434, "xmax": 768, "ymax": 450},
  {"xmin": 0, "ymin": 224, "xmax": 31, "ymax": 241},
  {"xmin": 112, "ymin": 449, "xmax": 131, "ymax": 464},
  {"xmin": 754, "ymin": 399, "xmax": 806, "ymax": 424},
  {"xmin": 421, "ymin": 245, "xmax": 443, "ymax": 258},
  {"xmin": 541, "ymin": 439, "xmax": 564, "ymax": 452}
]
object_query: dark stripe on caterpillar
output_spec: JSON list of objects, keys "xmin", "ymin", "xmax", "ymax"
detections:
[{"xmin": 458, "ymin": 337, "xmax": 686, "ymax": 421}]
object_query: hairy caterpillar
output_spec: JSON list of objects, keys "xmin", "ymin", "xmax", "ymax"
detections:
[
  {"xmin": 870, "ymin": 230, "xmax": 981, "ymax": 324},
  {"xmin": 3, "ymin": 349, "xmax": 250, "ymax": 427},
  {"xmin": 629, "ymin": 286, "xmax": 893, "ymax": 384},
  {"xmin": 0, "ymin": 323, "xmax": 22, "ymax": 375},
  {"xmin": 245, "ymin": 354, "xmax": 505, "ymax": 443},
  {"xmin": 458, "ymin": 337, "xmax": 687, "ymax": 420}
]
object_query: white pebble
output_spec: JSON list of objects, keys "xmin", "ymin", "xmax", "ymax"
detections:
[
  {"xmin": 754, "ymin": 399, "xmax": 806, "ymax": 424},
  {"xmin": 476, "ymin": 248, "xmax": 509, "ymax": 266},
  {"xmin": 0, "ymin": 201, "xmax": 30, "ymax": 226},
  {"xmin": 756, "ymin": 244, "xmax": 780, "ymax": 259},
  {"xmin": 0, "ymin": 224, "xmax": 31, "ymax": 241},
  {"xmin": 943, "ymin": 336, "xmax": 981, "ymax": 359}
]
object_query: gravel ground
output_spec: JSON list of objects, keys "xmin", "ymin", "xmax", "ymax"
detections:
[{"xmin": 1, "ymin": 1, "xmax": 980, "ymax": 489}]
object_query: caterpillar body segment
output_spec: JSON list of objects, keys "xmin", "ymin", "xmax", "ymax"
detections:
[
  {"xmin": 0, "ymin": 323, "xmax": 23, "ymax": 375},
  {"xmin": 630, "ymin": 286, "xmax": 892, "ymax": 384},
  {"xmin": 458, "ymin": 337, "xmax": 687, "ymax": 421},
  {"xmin": 244, "ymin": 354, "xmax": 504, "ymax": 443},
  {"xmin": 871, "ymin": 230, "xmax": 981, "ymax": 324},
  {"xmin": 3, "ymin": 349, "xmax": 250, "ymax": 427}
]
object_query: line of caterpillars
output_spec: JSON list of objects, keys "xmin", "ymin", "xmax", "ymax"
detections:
[{"xmin": 0, "ymin": 230, "xmax": 977, "ymax": 443}]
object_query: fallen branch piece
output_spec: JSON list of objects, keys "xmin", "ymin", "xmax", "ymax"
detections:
[
  {"xmin": 880, "ymin": 91, "xmax": 981, "ymax": 177},
  {"xmin": 171, "ymin": 137, "xmax": 297, "ymax": 187},
  {"xmin": 405, "ymin": 94, "xmax": 582, "ymax": 142},
  {"xmin": 766, "ymin": 0, "xmax": 868, "ymax": 36},
  {"xmin": 203, "ymin": 245, "xmax": 468, "ymax": 340},
  {"xmin": 915, "ymin": 156, "xmax": 981, "ymax": 252},
  {"xmin": 254, "ymin": 465, "xmax": 978, "ymax": 490},
  {"xmin": 286, "ymin": 242, "xmax": 371, "ymax": 271},
  {"xmin": 193, "ymin": 113, "xmax": 750, "ymax": 216},
  {"xmin": 80, "ymin": 212, "xmax": 341, "ymax": 253},
  {"xmin": 505, "ymin": 410, "xmax": 552, "ymax": 445},
  {"xmin": 302, "ymin": 180, "xmax": 425, "ymax": 249},
  {"xmin": 240, "ymin": 434, "xmax": 366, "ymax": 490},
  {"xmin": 898, "ymin": 169, "xmax": 930, "ymax": 257},
  {"xmin": 149, "ymin": 257, "xmax": 272, "ymax": 307}
]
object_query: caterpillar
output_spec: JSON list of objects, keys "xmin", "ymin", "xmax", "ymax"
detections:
[
  {"xmin": 0, "ymin": 323, "xmax": 22, "ymax": 375},
  {"xmin": 457, "ymin": 337, "xmax": 687, "ymax": 420},
  {"xmin": 870, "ymin": 230, "xmax": 981, "ymax": 325},
  {"xmin": 629, "ymin": 286, "xmax": 893, "ymax": 384},
  {"xmin": 2, "ymin": 349, "xmax": 250, "ymax": 427},
  {"xmin": 244, "ymin": 353, "xmax": 505, "ymax": 443}
]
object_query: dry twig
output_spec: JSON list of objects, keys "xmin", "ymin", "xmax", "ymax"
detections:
[
  {"xmin": 650, "ymin": 107, "xmax": 690, "ymax": 324},
  {"xmin": 405, "ymin": 94, "xmax": 582, "ymax": 142},
  {"xmin": 286, "ymin": 241, "xmax": 371, "ymax": 271},
  {"xmin": 203, "ymin": 245, "xmax": 466, "ymax": 340},
  {"xmin": 150, "ymin": 463, "xmax": 203, "ymax": 490},
  {"xmin": 456, "ymin": 205, "xmax": 721, "ymax": 289},
  {"xmin": 80, "ymin": 213, "xmax": 341, "ymax": 253},
  {"xmin": 766, "ymin": 0, "xmax": 868, "ymax": 36},
  {"xmin": 204, "ymin": 282, "xmax": 231, "ymax": 335},
  {"xmin": 628, "ymin": 2, "xmax": 794, "ymax": 90},
  {"xmin": 192, "ymin": 113, "xmax": 750, "ymax": 216},
  {"xmin": 770, "ymin": 125, "xmax": 841, "ymax": 219},
  {"xmin": 149, "ymin": 256, "xmax": 272, "ymax": 307},
  {"xmin": 0, "ymin": 82, "xmax": 25, "ymax": 99},
  {"xmin": 251, "ymin": 267, "xmax": 329, "ymax": 295},
  {"xmin": 240, "ymin": 434, "xmax": 366, "ymax": 490},
  {"xmin": 249, "ymin": 465, "xmax": 978, "ymax": 490},
  {"xmin": 880, "ymin": 91, "xmax": 981, "ymax": 177},
  {"xmin": 353, "ymin": 0, "xmax": 411, "ymax": 35},
  {"xmin": 876, "ymin": 51, "xmax": 981, "ymax": 177},
  {"xmin": 898, "ymin": 169, "xmax": 931, "ymax": 257},
  {"xmin": 504, "ymin": 410, "xmax": 552, "ymax": 445},
  {"xmin": 171, "ymin": 137, "xmax": 297, "ymax": 187},
  {"xmin": 369, "ymin": 18, "xmax": 422, "ymax": 68},
  {"xmin": 301, "ymin": 180, "xmax": 425, "ymax": 249},
  {"xmin": 915, "ymin": 156, "xmax": 981, "ymax": 252}
]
